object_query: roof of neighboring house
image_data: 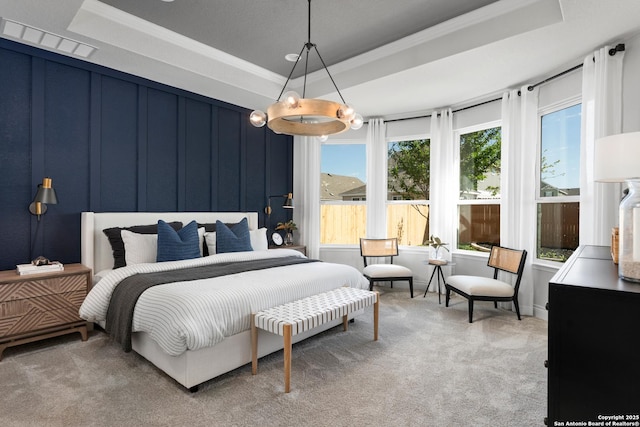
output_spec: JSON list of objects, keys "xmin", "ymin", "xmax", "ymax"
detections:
[
  {"xmin": 320, "ymin": 173, "xmax": 365, "ymax": 201},
  {"xmin": 339, "ymin": 185, "xmax": 367, "ymax": 197},
  {"xmin": 540, "ymin": 180, "xmax": 573, "ymax": 196}
]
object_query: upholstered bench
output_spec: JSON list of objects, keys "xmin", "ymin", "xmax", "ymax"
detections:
[{"xmin": 251, "ymin": 287, "xmax": 379, "ymax": 392}]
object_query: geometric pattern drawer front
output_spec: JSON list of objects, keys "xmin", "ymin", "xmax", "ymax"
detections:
[
  {"xmin": 0, "ymin": 307, "xmax": 82, "ymax": 339},
  {"xmin": 0, "ymin": 301, "xmax": 81, "ymax": 338},
  {"xmin": 0, "ymin": 306, "xmax": 81, "ymax": 338},
  {"xmin": 0, "ymin": 274, "xmax": 87, "ymax": 301}
]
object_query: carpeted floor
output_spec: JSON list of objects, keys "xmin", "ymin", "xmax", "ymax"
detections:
[{"xmin": 0, "ymin": 288, "xmax": 548, "ymax": 427}]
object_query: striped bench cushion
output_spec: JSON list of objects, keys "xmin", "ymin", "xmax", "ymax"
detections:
[{"xmin": 254, "ymin": 287, "xmax": 377, "ymax": 336}]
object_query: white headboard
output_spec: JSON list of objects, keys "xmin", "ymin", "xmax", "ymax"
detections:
[{"xmin": 81, "ymin": 212, "xmax": 259, "ymax": 273}]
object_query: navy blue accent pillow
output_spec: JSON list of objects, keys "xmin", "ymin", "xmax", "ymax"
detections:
[
  {"xmin": 198, "ymin": 222, "xmax": 238, "ymax": 256},
  {"xmin": 215, "ymin": 218, "xmax": 252, "ymax": 253},
  {"xmin": 156, "ymin": 220, "xmax": 201, "ymax": 262}
]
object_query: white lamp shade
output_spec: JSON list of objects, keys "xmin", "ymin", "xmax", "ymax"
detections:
[{"xmin": 594, "ymin": 132, "xmax": 640, "ymax": 182}]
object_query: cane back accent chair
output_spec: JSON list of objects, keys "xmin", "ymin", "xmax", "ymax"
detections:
[
  {"xmin": 360, "ymin": 238, "xmax": 414, "ymax": 298},
  {"xmin": 445, "ymin": 245, "xmax": 527, "ymax": 323}
]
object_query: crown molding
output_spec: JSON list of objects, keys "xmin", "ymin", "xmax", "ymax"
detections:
[{"xmin": 69, "ymin": 0, "xmax": 285, "ymax": 91}]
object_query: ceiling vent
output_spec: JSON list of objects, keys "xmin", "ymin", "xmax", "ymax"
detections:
[{"xmin": 1, "ymin": 18, "xmax": 97, "ymax": 58}]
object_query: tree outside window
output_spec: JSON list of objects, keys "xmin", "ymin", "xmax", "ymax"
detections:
[
  {"xmin": 458, "ymin": 126, "xmax": 502, "ymax": 251},
  {"xmin": 387, "ymin": 139, "xmax": 430, "ymax": 246}
]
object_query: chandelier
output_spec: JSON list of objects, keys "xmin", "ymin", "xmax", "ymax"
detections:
[{"xmin": 249, "ymin": 0, "xmax": 363, "ymax": 139}]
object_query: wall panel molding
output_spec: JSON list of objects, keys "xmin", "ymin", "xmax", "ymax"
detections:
[
  {"xmin": 136, "ymin": 85, "xmax": 149, "ymax": 212},
  {"xmin": 0, "ymin": 38, "xmax": 292, "ymax": 270},
  {"xmin": 89, "ymin": 72, "xmax": 102, "ymax": 211}
]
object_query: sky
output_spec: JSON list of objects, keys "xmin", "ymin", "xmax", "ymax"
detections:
[
  {"xmin": 540, "ymin": 103, "xmax": 581, "ymax": 191},
  {"xmin": 321, "ymin": 144, "xmax": 367, "ymax": 182}
]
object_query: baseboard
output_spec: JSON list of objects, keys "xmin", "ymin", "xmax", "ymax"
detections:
[{"xmin": 533, "ymin": 303, "xmax": 548, "ymax": 321}]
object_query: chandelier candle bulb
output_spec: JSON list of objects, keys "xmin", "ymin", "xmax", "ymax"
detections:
[
  {"xmin": 282, "ymin": 91, "xmax": 300, "ymax": 109},
  {"xmin": 250, "ymin": 110, "xmax": 267, "ymax": 127},
  {"xmin": 350, "ymin": 113, "xmax": 364, "ymax": 130},
  {"xmin": 338, "ymin": 105, "xmax": 355, "ymax": 121}
]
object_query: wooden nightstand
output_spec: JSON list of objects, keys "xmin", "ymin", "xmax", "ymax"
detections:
[
  {"xmin": 269, "ymin": 245, "xmax": 307, "ymax": 256},
  {"xmin": 0, "ymin": 263, "xmax": 91, "ymax": 360}
]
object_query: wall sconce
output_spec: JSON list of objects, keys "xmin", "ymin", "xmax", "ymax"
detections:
[
  {"xmin": 594, "ymin": 132, "xmax": 640, "ymax": 282},
  {"xmin": 265, "ymin": 193, "xmax": 294, "ymax": 215},
  {"xmin": 29, "ymin": 177, "xmax": 58, "ymax": 221}
]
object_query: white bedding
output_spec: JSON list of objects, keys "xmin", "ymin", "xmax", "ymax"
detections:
[{"xmin": 80, "ymin": 249, "xmax": 369, "ymax": 356}]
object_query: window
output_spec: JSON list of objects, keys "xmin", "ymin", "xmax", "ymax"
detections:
[
  {"xmin": 320, "ymin": 144, "xmax": 366, "ymax": 244},
  {"xmin": 457, "ymin": 125, "xmax": 501, "ymax": 251},
  {"xmin": 387, "ymin": 139, "xmax": 430, "ymax": 246},
  {"xmin": 537, "ymin": 103, "xmax": 581, "ymax": 262}
]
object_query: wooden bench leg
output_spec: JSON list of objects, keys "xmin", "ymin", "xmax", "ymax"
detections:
[
  {"xmin": 284, "ymin": 324, "xmax": 292, "ymax": 393},
  {"xmin": 251, "ymin": 313, "xmax": 258, "ymax": 375},
  {"xmin": 343, "ymin": 314, "xmax": 348, "ymax": 331},
  {"xmin": 374, "ymin": 291, "xmax": 379, "ymax": 341}
]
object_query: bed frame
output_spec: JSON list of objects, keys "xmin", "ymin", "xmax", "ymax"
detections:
[{"xmin": 80, "ymin": 211, "xmax": 353, "ymax": 391}]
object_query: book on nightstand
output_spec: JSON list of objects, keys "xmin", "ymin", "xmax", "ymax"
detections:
[{"xmin": 16, "ymin": 261, "xmax": 64, "ymax": 275}]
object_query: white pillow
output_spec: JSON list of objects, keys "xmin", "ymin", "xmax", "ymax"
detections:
[
  {"xmin": 204, "ymin": 231, "xmax": 216, "ymax": 255},
  {"xmin": 121, "ymin": 229, "xmax": 157, "ymax": 265},
  {"xmin": 250, "ymin": 227, "xmax": 268, "ymax": 251},
  {"xmin": 197, "ymin": 227, "xmax": 205, "ymax": 256},
  {"xmin": 122, "ymin": 227, "xmax": 205, "ymax": 265}
]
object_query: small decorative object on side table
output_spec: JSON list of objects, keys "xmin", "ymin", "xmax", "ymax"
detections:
[
  {"xmin": 271, "ymin": 232, "xmax": 283, "ymax": 246},
  {"xmin": 425, "ymin": 234, "xmax": 449, "ymax": 260},
  {"xmin": 275, "ymin": 220, "xmax": 297, "ymax": 246},
  {"xmin": 0, "ymin": 263, "xmax": 91, "ymax": 360},
  {"xmin": 423, "ymin": 259, "xmax": 449, "ymax": 304}
]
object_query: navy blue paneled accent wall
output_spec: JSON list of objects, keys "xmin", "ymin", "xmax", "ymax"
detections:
[{"xmin": 0, "ymin": 39, "xmax": 293, "ymax": 271}]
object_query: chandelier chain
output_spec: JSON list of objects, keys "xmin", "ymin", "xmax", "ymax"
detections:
[{"xmin": 276, "ymin": 43, "xmax": 306, "ymax": 102}]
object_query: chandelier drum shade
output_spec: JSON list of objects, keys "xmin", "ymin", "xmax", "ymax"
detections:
[
  {"xmin": 267, "ymin": 99, "xmax": 352, "ymax": 136},
  {"xmin": 249, "ymin": 0, "xmax": 363, "ymax": 137}
]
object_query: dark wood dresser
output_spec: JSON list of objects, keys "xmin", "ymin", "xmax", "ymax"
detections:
[{"xmin": 547, "ymin": 245, "xmax": 640, "ymax": 425}]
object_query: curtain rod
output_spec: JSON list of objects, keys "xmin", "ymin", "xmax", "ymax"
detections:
[
  {"xmin": 372, "ymin": 43, "xmax": 625, "ymax": 125},
  {"xmin": 382, "ymin": 96, "xmax": 502, "ymax": 123},
  {"xmin": 379, "ymin": 96, "xmax": 504, "ymax": 124},
  {"xmin": 525, "ymin": 43, "xmax": 624, "ymax": 92}
]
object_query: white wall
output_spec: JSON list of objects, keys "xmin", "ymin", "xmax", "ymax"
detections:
[
  {"xmin": 622, "ymin": 32, "xmax": 640, "ymax": 133},
  {"xmin": 318, "ymin": 33, "xmax": 640, "ymax": 320}
]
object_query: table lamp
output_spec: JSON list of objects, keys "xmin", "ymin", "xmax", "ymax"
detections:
[{"xmin": 594, "ymin": 132, "xmax": 640, "ymax": 282}]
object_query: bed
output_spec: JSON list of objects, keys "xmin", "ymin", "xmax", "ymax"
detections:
[{"xmin": 79, "ymin": 211, "xmax": 369, "ymax": 391}]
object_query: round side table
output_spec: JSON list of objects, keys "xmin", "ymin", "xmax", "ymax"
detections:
[{"xmin": 423, "ymin": 259, "xmax": 450, "ymax": 304}]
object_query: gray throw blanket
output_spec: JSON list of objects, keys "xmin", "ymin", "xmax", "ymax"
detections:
[{"xmin": 105, "ymin": 256, "xmax": 319, "ymax": 352}]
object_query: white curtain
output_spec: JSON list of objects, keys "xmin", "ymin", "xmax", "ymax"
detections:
[
  {"xmin": 500, "ymin": 86, "xmax": 538, "ymax": 317},
  {"xmin": 580, "ymin": 46, "xmax": 625, "ymax": 245},
  {"xmin": 293, "ymin": 135, "xmax": 321, "ymax": 259},
  {"xmin": 429, "ymin": 109, "xmax": 454, "ymax": 260},
  {"xmin": 366, "ymin": 119, "xmax": 387, "ymax": 238}
]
